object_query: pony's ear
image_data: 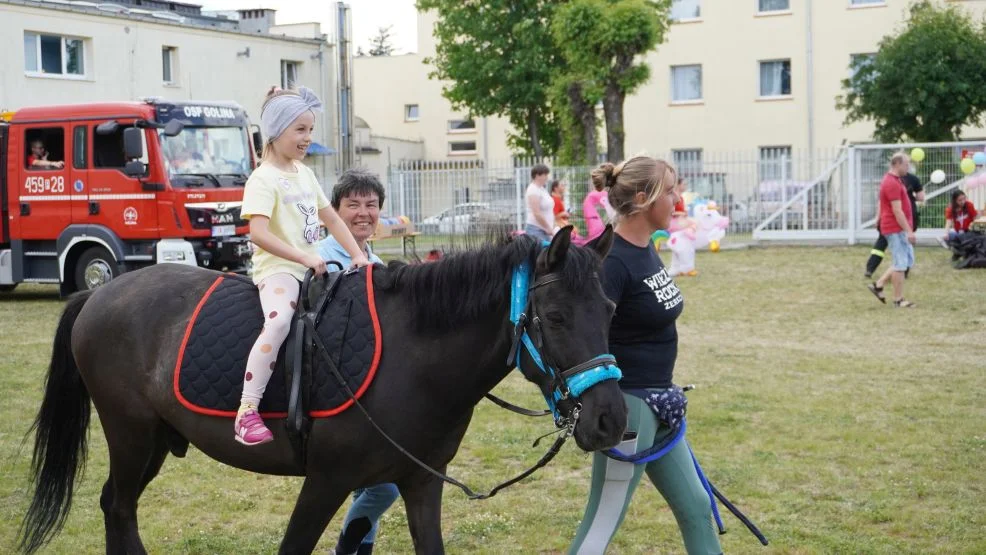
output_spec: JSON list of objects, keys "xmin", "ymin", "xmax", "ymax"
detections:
[
  {"xmin": 546, "ymin": 225, "xmax": 573, "ymax": 271},
  {"xmin": 587, "ymin": 225, "xmax": 614, "ymax": 259}
]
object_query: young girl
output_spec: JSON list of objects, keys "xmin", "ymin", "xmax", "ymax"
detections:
[
  {"xmin": 236, "ymin": 86, "xmax": 370, "ymax": 446},
  {"xmin": 944, "ymin": 189, "xmax": 978, "ymax": 242},
  {"xmin": 569, "ymin": 156, "xmax": 722, "ymax": 555}
]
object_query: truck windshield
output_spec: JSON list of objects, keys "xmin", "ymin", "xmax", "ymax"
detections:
[{"xmin": 158, "ymin": 126, "xmax": 251, "ymax": 184}]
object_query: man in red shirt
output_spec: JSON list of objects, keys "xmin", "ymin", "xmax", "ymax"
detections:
[
  {"xmin": 868, "ymin": 152, "xmax": 916, "ymax": 308},
  {"xmin": 27, "ymin": 140, "xmax": 64, "ymax": 170}
]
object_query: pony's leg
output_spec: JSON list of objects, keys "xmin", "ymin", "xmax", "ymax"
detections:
[
  {"xmin": 99, "ymin": 420, "xmax": 168, "ymax": 555},
  {"xmin": 399, "ymin": 470, "xmax": 446, "ymax": 555},
  {"xmin": 278, "ymin": 473, "xmax": 349, "ymax": 555}
]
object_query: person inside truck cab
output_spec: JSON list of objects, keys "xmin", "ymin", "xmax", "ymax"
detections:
[{"xmin": 27, "ymin": 139, "xmax": 64, "ymax": 170}]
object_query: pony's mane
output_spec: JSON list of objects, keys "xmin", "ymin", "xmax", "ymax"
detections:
[{"xmin": 378, "ymin": 233, "xmax": 602, "ymax": 332}]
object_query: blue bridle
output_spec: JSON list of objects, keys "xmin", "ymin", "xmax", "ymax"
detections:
[{"xmin": 507, "ymin": 258, "xmax": 623, "ymax": 425}]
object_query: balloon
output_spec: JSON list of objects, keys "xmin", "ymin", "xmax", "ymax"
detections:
[
  {"xmin": 974, "ymin": 152, "xmax": 986, "ymax": 165},
  {"xmin": 960, "ymin": 158, "xmax": 975, "ymax": 175},
  {"xmin": 930, "ymin": 169, "xmax": 946, "ymax": 184},
  {"xmin": 910, "ymin": 147, "xmax": 925, "ymax": 163}
]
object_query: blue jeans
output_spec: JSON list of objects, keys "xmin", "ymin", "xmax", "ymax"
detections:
[
  {"xmin": 886, "ymin": 231, "xmax": 915, "ymax": 272},
  {"xmin": 948, "ymin": 230, "xmax": 965, "ymax": 241},
  {"xmin": 524, "ymin": 224, "xmax": 552, "ymax": 242},
  {"xmin": 340, "ymin": 483, "xmax": 400, "ymax": 548}
]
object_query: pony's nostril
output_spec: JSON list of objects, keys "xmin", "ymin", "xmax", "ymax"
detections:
[{"xmin": 598, "ymin": 412, "xmax": 613, "ymax": 436}]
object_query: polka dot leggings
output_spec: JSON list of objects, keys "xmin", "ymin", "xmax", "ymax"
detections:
[{"xmin": 239, "ymin": 273, "xmax": 299, "ymax": 408}]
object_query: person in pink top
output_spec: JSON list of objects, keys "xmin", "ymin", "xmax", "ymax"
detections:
[
  {"xmin": 868, "ymin": 152, "xmax": 916, "ymax": 308},
  {"xmin": 583, "ymin": 181, "xmax": 615, "ymax": 243}
]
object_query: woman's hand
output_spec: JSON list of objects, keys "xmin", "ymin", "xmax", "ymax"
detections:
[{"xmin": 302, "ymin": 253, "xmax": 328, "ymax": 276}]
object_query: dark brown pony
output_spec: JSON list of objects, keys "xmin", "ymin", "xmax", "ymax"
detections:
[{"xmin": 20, "ymin": 227, "xmax": 626, "ymax": 554}]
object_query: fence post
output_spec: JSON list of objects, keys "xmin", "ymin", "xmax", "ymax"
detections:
[
  {"xmin": 781, "ymin": 154, "xmax": 788, "ymax": 230},
  {"xmin": 515, "ymin": 167, "xmax": 524, "ymax": 232},
  {"xmin": 398, "ymin": 167, "xmax": 407, "ymax": 220},
  {"xmin": 847, "ymin": 145, "xmax": 857, "ymax": 245}
]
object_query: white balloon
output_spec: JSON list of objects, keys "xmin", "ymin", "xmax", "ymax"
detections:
[{"xmin": 930, "ymin": 169, "xmax": 946, "ymax": 184}]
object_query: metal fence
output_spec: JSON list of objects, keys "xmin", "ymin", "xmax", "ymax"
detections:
[{"xmin": 384, "ymin": 143, "xmax": 986, "ymax": 245}]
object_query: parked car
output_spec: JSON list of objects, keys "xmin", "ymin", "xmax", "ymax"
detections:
[{"xmin": 418, "ymin": 202, "xmax": 490, "ymax": 235}]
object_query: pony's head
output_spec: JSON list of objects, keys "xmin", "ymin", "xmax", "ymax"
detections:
[{"xmin": 516, "ymin": 225, "xmax": 627, "ymax": 452}]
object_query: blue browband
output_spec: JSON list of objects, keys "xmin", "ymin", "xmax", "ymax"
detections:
[{"xmin": 509, "ymin": 258, "xmax": 622, "ymax": 420}]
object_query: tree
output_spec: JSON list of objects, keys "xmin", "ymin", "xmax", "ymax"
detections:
[
  {"xmin": 837, "ymin": 1, "xmax": 986, "ymax": 142},
  {"xmin": 368, "ymin": 25, "xmax": 396, "ymax": 56},
  {"xmin": 553, "ymin": 0, "xmax": 672, "ymax": 162},
  {"xmin": 550, "ymin": 74, "xmax": 602, "ymax": 165},
  {"xmin": 416, "ymin": 0, "xmax": 562, "ymax": 158}
]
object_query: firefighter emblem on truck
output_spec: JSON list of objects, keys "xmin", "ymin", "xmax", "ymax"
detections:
[{"xmin": 123, "ymin": 207, "xmax": 139, "ymax": 226}]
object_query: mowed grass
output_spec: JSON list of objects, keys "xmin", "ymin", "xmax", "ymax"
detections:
[{"xmin": 1, "ymin": 245, "xmax": 984, "ymax": 554}]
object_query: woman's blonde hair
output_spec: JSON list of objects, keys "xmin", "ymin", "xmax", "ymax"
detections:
[
  {"xmin": 590, "ymin": 155, "xmax": 677, "ymax": 219},
  {"xmin": 260, "ymin": 86, "xmax": 301, "ymax": 160}
]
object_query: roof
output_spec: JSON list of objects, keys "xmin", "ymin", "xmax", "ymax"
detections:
[
  {"xmin": 2, "ymin": 0, "xmax": 326, "ymax": 45},
  {"xmin": 11, "ymin": 102, "xmax": 156, "ymax": 122},
  {"xmin": 9, "ymin": 99, "xmax": 246, "ymax": 124}
]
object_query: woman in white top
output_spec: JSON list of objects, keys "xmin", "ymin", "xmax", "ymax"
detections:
[{"xmin": 525, "ymin": 163, "xmax": 555, "ymax": 241}]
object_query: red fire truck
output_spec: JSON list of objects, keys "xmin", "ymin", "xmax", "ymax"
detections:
[{"xmin": 1, "ymin": 98, "xmax": 261, "ymax": 294}]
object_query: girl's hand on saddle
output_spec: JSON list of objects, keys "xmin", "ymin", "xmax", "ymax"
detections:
[
  {"xmin": 350, "ymin": 254, "xmax": 371, "ymax": 269},
  {"xmin": 302, "ymin": 253, "xmax": 328, "ymax": 276}
]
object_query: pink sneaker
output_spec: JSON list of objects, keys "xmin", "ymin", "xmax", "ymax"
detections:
[{"xmin": 234, "ymin": 409, "xmax": 273, "ymax": 446}]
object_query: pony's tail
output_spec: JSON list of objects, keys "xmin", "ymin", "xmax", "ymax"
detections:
[{"xmin": 19, "ymin": 289, "xmax": 95, "ymax": 554}]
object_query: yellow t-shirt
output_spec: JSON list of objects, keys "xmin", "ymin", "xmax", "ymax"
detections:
[{"xmin": 241, "ymin": 161, "xmax": 330, "ymax": 283}]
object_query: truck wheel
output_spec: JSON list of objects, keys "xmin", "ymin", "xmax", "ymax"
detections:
[{"xmin": 75, "ymin": 246, "xmax": 118, "ymax": 291}]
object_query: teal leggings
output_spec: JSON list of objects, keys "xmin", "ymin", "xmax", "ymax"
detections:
[{"xmin": 569, "ymin": 391, "xmax": 722, "ymax": 555}]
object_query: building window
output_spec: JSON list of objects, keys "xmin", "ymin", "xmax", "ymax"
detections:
[
  {"xmin": 672, "ymin": 149, "xmax": 703, "ymax": 175},
  {"xmin": 448, "ymin": 119, "xmax": 476, "ymax": 133},
  {"xmin": 759, "ymin": 146, "xmax": 793, "ymax": 182},
  {"xmin": 849, "ymin": 53, "xmax": 877, "ymax": 80},
  {"xmin": 448, "ymin": 141, "xmax": 477, "ymax": 155},
  {"xmin": 280, "ymin": 60, "xmax": 298, "ymax": 89},
  {"xmin": 25, "ymin": 128, "xmax": 66, "ymax": 170},
  {"xmin": 162, "ymin": 46, "xmax": 177, "ymax": 84},
  {"xmin": 759, "ymin": 59, "xmax": 791, "ymax": 97},
  {"xmin": 24, "ymin": 32, "xmax": 86, "ymax": 77},
  {"xmin": 671, "ymin": 65, "xmax": 702, "ymax": 103},
  {"xmin": 758, "ymin": 0, "xmax": 790, "ymax": 12},
  {"xmin": 671, "ymin": 0, "xmax": 701, "ymax": 21},
  {"xmin": 850, "ymin": 0, "xmax": 884, "ymax": 6},
  {"xmin": 405, "ymin": 104, "xmax": 420, "ymax": 122}
]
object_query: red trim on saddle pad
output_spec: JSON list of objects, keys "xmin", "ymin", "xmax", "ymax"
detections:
[{"xmin": 172, "ymin": 266, "xmax": 382, "ymax": 419}]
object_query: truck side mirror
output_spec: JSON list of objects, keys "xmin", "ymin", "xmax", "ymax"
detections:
[
  {"xmin": 163, "ymin": 119, "xmax": 184, "ymax": 137},
  {"xmin": 124, "ymin": 160, "xmax": 147, "ymax": 177},
  {"xmin": 123, "ymin": 127, "xmax": 146, "ymax": 177},
  {"xmin": 96, "ymin": 120, "xmax": 120, "ymax": 135},
  {"xmin": 123, "ymin": 127, "xmax": 144, "ymax": 160}
]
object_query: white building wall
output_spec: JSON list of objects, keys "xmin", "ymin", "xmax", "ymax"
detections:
[{"xmin": 1, "ymin": 0, "xmax": 341, "ymax": 180}]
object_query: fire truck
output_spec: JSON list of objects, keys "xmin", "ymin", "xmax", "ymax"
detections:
[{"xmin": 0, "ymin": 98, "xmax": 261, "ymax": 294}]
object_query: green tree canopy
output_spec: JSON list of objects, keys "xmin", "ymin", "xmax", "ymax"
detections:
[
  {"xmin": 838, "ymin": 1, "xmax": 986, "ymax": 142},
  {"xmin": 553, "ymin": 0, "xmax": 671, "ymax": 162},
  {"xmin": 417, "ymin": 0, "xmax": 562, "ymax": 158}
]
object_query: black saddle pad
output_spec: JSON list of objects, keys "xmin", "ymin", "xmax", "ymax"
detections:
[{"xmin": 174, "ymin": 267, "xmax": 381, "ymax": 418}]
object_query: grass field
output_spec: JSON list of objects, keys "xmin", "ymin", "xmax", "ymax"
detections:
[{"xmin": 1, "ymin": 245, "xmax": 984, "ymax": 554}]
